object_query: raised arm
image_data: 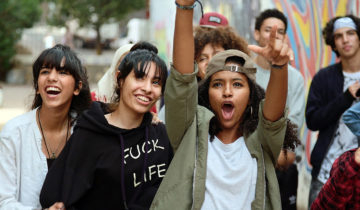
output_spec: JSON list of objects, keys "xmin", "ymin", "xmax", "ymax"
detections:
[
  {"xmin": 165, "ymin": 1, "xmax": 198, "ymax": 152},
  {"xmin": 248, "ymin": 26, "xmax": 292, "ymax": 121},
  {"xmin": 173, "ymin": 0, "xmax": 195, "ymax": 74}
]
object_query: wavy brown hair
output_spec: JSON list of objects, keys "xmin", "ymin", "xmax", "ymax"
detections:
[{"xmin": 194, "ymin": 26, "xmax": 250, "ymax": 61}]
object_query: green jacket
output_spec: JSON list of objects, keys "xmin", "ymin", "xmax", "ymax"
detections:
[{"xmin": 151, "ymin": 67, "xmax": 286, "ymax": 210}]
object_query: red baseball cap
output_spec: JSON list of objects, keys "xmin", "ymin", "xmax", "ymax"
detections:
[{"xmin": 199, "ymin": 12, "xmax": 229, "ymax": 27}]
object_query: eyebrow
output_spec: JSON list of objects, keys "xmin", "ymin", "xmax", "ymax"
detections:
[
  {"xmin": 199, "ymin": 53, "xmax": 209, "ymax": 57},
  {"xmin": 211, "ymin": 77, "xmax": 245, "ymax": 82},
  {"xmin": 334, "ymin": 29, "xmax": 357, "ymax": 35},
  {"xmin": 264, "ymin": 26, "xmax": 285, "ymax": 31}
]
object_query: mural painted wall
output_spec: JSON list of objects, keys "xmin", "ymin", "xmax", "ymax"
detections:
[
  {"xmin": 270, "ymin": 0, "xmax": 360, "ymax": 172},
  {"xmin": 150, "ymin": 0, "xmax": 360, "ymax": 172}
]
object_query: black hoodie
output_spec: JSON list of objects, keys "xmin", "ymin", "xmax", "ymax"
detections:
[{"xmin": 40, "ymin": 102, "xmax": 173, "ymax": 210}]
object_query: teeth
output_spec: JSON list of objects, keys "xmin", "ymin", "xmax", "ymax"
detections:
[
  {"xmin": 46, "ymin": 87, "xmax": 60, "ymax": 92},
  {"xmin": 137, "ymin": 95, "xmax": 149, "ymax": 102}
]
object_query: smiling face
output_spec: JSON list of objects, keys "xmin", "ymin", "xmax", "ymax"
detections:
[
  {"xmin": 333, "ymin": 27, "xmax": 360, "ymax": 59},
  {"xmin": 37, "ymin": 57, "xmax": 80, "ymax": 110},
  {"xmin": 196, "ymin": 44, "xmax": 225, "ymax": 80},
  {"xmin": 118, "ymin": 61, "xmax": 162, "ymax": 115},
  {"xmin": 208, "ymin": 63, "xmax": 250, "ymax": 131}
]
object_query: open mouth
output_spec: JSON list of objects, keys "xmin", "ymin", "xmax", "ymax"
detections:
[
  {"xmin": 136, "ymin": 95, "xmax": 151, "ymax": 103},
  {"xmin": 46, "ymin": 86, "xmax": 61, "ymax": 95},
  {"xmin": 221, "ymin": 102, "xmax": 234, "ymax": 120}
]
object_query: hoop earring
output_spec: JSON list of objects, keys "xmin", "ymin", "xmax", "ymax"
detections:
[{"xmin": 250, "ymin": 106, "xmax": 253, "ymax": 116}]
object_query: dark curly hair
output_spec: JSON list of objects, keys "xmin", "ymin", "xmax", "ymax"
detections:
[
  {"xmin": 194, "ymin": 26, "xmax": 250, "ymax": 61},
  {"xmin": 255, "ymin": 8, "xmax": 288, "ymax": 32},
  {"xmin": 323, "ymin": 14, "xmax": 360, "ymax": 57},
  {"xmin": 111, "ymin": 49, "xmax": 168, "ymax": 111},
  {"xmin": 198, "ymin": 57, "xmax": 300, "ymax": 152},
  {"xmin": 31, "ymin": 44, "xmax": 91, "ymax": 124}
]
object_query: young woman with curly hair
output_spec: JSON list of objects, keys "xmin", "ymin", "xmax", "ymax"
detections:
[{"xmin": 151, "ymin": 1, "xmax": 298, "ymax": 209}]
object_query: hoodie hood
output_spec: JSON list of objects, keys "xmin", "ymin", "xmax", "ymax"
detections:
[{"xmin": 75, "ymin": 101, "xmax": 153, "ymax": 137}]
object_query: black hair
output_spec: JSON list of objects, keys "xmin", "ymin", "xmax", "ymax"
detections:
[
  {"xmin": 112, "ymin": 49, "xmax": 168, "ymax": 104},
  {"xmin": 255, "ymin": 8, "xmax": 288, "ymax": 32},
  {"xmin": 31, "ymin": 44, "xmax": 91, "ymax": 123},
  {"xmin": 198, "ymin": 56, "xmax": 300, "ymax": 152},
  {"xmin": 130, "ymin": 41, "xmax": 158, "ymax": 54},
  {"xmin": 323, "ymin": 14, "xmax": 360, "ymax": 57},
  {"xmin": 198, "ymin": 72, "xmax": 264, "ymax": 138}
]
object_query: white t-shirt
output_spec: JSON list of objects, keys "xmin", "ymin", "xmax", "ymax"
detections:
[
  {"xmin": 201, "ymin": 135, "xmax": 257, "ymax": 210},
  {"xmin": 318, "ymin": 71, "xmax": 360, "ymax": 184}
]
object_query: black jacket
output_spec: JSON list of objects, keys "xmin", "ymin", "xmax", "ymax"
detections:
[
  {"xmin": 306, "ymin": 62, "xmax": 354, "ymax": 179},
  {"xmin": 40, "ymin": 102, "xmax": 173, "ymax": 210}
]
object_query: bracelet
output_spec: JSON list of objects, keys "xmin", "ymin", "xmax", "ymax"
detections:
[
  {"xmin": 271, "ymin": 63, "xmax": 287, "ymax": 69},
  {"xmin": 175, "ymin": 1, "xmax": 196, "ymax": 10}
]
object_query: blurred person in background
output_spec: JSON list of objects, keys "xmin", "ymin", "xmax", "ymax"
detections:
[
  {"xmin": 311, "ymin": 100, "xmax": 360, "ymax": 210},
  {"xmin": 306, "ymin": 14, "xmax": 360, "ymax": 207},
  {"xmin": 253, "ymin": 8, "xmax": 305, "ymax": 210}
]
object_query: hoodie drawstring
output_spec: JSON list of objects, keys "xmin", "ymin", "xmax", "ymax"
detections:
[{"xmin": 119, "ymin": 126, "xmax": 149, "ymax": 210}]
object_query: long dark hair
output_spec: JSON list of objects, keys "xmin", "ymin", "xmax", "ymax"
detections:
[
  {"xmin": 111, "ymin": 49, "xmax": 168, "ymax": 108},
  {"xmin": 31, "ymin": 44, "xmax": 91, "ymax": 121}
]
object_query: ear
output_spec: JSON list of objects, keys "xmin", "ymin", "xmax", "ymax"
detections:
[
  {"xmin": 115, "ymin": 70, "xmax": 124, "ymax": 88},
  {"xmin": 254, "ymin": 30, "xmax": 260, "ymax": 42},
  {"xmin": 74, "ymin": 81, "xmax": 82, "ymax": 96}
]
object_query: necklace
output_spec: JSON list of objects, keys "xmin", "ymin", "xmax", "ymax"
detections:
[{"xmin": 37, "ymin": 108, "xmax": 69, "ymax": 159}]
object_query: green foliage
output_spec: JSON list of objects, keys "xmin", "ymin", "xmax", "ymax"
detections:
[
  {"xmin": 49, "ymin": 0, "xmax": 146, "ymax": 54},
  {"xmin": 0, "ymin": 0, "xmax": 41, "ymax": 81}
]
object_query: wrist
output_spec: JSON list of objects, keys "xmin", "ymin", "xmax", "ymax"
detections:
[
  {"xmin": 271, "ymin": 63, "xmax": 287, "ymax": 69},
  {"xmin": 175, "ymin": 1, "xmax": 196, "ymax": 9}
]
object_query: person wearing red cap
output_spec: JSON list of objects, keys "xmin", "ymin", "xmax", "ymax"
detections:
[
  {"xmin": 158, "ymin": 11, "xmax": 248, "ymax": 122},
  {"xmin": 199, "ymin": 12, "xmax": 229, "ymax": 27}
]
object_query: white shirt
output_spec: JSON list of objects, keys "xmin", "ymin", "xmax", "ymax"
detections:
[
  {"xmin": 201, "ymin": 135, "xmax": 257, "ymax": 210},
  {"xmin": 1, "ymin": 109, "xmax": 47, "ymax": 210}
]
